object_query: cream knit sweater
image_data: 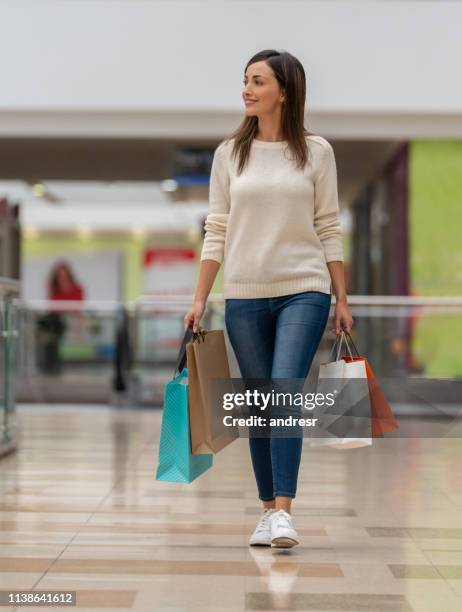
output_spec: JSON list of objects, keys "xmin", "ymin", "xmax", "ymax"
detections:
[{"xmin": 200, "ymin": 135, "xmax": 344, "ymax": 299}]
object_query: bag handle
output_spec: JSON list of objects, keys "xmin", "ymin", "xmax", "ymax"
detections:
[
  {"xmin": 173, "ymin": 328, "xmax": 209, "ymax": 378},
  {"xmin": 173, "ymin": 325, "xmax": 195, "ymax": 378},
  {"xmin": 329, "ymin": 330, "xmax": 354, "ymax": 361},
  {"xmin": 344, "ymin": 330, "xmax": 361, "ymax": 357},
  {"xmin": 329, "ymin": 331, "xmax": 344, "ymax": 361},
  {"xmin": 192, "ymin": 330, "xmax": 207, "ymax": 343}
]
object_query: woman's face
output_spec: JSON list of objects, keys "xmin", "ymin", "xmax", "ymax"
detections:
[{"xmin": 242, "ymin": 60, "xmax": 285, "ymax": 118}]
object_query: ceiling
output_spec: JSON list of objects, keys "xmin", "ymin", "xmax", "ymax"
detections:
[{"xmin": 0, "ymin": 137, "xmax": 404, "ymax": 207}]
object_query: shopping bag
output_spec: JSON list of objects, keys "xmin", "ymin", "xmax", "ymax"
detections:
[
  {"xmin": 155, "ymin": 327, "xmax": 213, "ymax": 482},
  {"xmin": 310, "ymin": 331, "xmax": 372, "ymax": 449},
  {"xmin": 187, "ymin": 329, "xmax": 239, "ymax": 454},
  {"xmin": 341, "ymin": 332, "xmax": 399, "ymax": 437}
]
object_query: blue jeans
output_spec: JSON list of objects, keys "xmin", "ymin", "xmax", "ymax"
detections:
[{"xmin": 224, "ymin": 290, "xmax": 331, "ymax": 500}]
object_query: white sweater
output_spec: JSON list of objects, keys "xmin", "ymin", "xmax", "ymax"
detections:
[{"xmin": 200, "ymin": 135, "xmax": 344, "ymax": 299}]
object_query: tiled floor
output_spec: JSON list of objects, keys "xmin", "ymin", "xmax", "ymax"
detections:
[{"xmin": 0, "ymin": 404, "xmax": 461, "ymax": 611}]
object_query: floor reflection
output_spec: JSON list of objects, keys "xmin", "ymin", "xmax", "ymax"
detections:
[{"xmin": 0, "ymin": 405, "xmax": 461, "ymax": 611}]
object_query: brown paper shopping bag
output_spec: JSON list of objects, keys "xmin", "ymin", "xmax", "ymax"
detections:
[{"xmin": 186, "ymin": 329, "xmax": 238, "ymax": 454}]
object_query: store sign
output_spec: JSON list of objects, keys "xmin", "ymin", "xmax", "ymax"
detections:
[{"xmin": 142, "ymin": 248, "xmax": 196, "ymax": 296}]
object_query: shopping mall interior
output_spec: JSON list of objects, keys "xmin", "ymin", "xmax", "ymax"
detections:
[{"xmin": 1, "ymin": 2, "xmax": 462, "ymax": 611}]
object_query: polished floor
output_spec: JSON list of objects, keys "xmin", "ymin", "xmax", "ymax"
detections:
[{"xmin": 1, "ymin": 405, "xmax": 462, "ymax": 612}]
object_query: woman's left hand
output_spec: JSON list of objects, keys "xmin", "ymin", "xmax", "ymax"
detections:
[{"xmin": 333, "ymin": 299, "xmax": 354, "ymax": 335}]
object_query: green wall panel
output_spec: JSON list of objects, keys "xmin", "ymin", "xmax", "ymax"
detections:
[{"xmin": 409, "ymin": 140, "xmax": 462, "ymax": 377}]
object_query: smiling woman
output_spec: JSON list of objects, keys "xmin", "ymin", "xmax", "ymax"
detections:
[
  {"xmin": 235, "ymin": 50, "xmax": 313, "ymax": 172},
  {"xmin": 242, "ymin": 63, "xmax": 290, "ymax": 136},
  {"xmin": 184, "ymin": 48, "xmax": 353, "ymax": 550}
]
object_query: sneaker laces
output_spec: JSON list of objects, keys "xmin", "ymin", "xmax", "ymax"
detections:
[
  {"xmin": 273, "ymin": 509, "xmax": 293, "ymax": 529},
  {"xmin": 255, "ymin": 509, "xmax": 274, "ymax": 533}
]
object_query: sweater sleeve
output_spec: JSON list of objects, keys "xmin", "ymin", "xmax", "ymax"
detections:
[
  {"xmin": 313, "ymin": 140, "xmax": 344, "ymax": 263},
  {"xmin": 200, "ymin": 143, "xmax": 230, "ymax": 265}
]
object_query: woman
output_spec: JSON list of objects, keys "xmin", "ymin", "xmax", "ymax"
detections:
[
  {"xmin": 48, "ymin": 261, "xmax": 85, "ymax": 303},
  {"xmin": 184, "ymin": 49, "xmax": 354, "ymax": 548},
  {"xmin": 38, "ymin": 261, "xmax": 85, "ymax": 374}
]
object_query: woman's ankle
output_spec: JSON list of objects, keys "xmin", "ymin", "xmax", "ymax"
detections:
[{"xmin": 274, "ymin": 496, "xmax": 292, "ymax": 513}]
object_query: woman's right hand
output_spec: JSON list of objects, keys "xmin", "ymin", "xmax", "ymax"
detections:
[{"xmin": 183, "ymin": 300, "xmax": 206, "ymax": 333}]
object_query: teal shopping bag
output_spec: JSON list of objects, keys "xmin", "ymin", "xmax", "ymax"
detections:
[
  {"xmin": 155, "ymin": 328, "xmax": 213, "ymax": 483},
  {"xmin": 156, "ymin": 367, "xmax": 213, "ymax": 483}
]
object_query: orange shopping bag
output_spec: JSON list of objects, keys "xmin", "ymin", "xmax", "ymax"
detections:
[{"xmin": 340, "ymin": 332, "xmax": 399, "ymax": 437}]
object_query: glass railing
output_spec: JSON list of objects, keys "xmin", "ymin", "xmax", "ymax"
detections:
[
  {"xmin": 0, "ymin": 277, "xmax": 20, "ymax": 457},
  {"xmin": 16, "ymin": 300, "xmax": 120, "ymax": 405},
  {"xmin": 133, "ymin": 295, "xmax": 462, "ymax": 415},
  {"xmin": 9, "ymin": 295, "xmax": 462, "ymax": 413}
]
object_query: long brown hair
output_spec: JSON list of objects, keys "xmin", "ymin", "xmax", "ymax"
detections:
[
  {"xmin": 224, "ymin": 49, "xmax": 314, "ymax": 175},
  {"xmin": 48, "ymin": 261, "xmax": 80, "ymax": 297}
]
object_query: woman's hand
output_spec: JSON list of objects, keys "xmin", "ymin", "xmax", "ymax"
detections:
[
  {"xmin": 333, "ymin": 298, "xmax": 354, "ymax": 335},
  {"xmin": 183, "ymin": 300, "xmax": 206, "ymax": 333}
]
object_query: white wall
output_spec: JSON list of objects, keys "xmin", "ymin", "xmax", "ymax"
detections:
[{"xmin": 1, "ymin": 1, "xmax": 461, "ymax": 138}]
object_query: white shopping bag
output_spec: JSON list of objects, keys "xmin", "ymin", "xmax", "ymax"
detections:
[{"xmin": 310, "ymin": 331, "xmax": 372, "ymax": 449}]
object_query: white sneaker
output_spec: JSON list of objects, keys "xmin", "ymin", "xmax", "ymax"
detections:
[
  {"xmin": 249, "ymin": 508, "xmax": 275, "ymax": 546},
  {"xmin": 270, "ymin": 509, "xmax": 299, "ymax": 548}
]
